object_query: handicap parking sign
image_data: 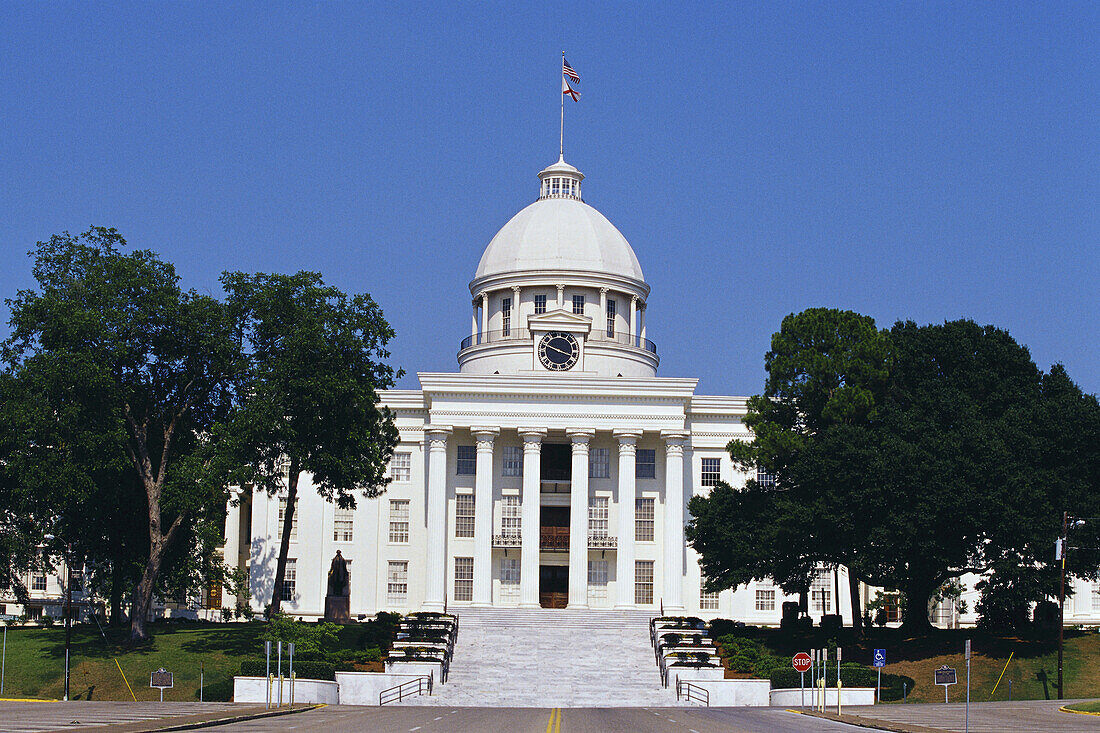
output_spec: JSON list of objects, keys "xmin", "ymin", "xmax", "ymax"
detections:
[{"xmin": 873, "ymin": 649, "xmax": 886, "ymax": 668}]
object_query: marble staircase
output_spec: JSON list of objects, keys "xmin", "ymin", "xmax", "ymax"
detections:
[{"xmin": 399, "ymin": 607, "xmax": 683, "ymax": 707}]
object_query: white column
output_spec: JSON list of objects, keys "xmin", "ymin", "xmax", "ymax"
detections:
[
  {"xmin": 479, "ymin": 292, "xmax": 488, "ymax": 336},
  {"xmin": 423, "ymin": 426, "xmax": 451, "ymax": 611},
  {"xmin": 472, "ymin": 427, "xmax": 497, "ymax": 606},
  {"xmin": 519, "ymin": 429, "xmax": 545, "ymax": 608},
  {"xmin": 567, "ymin": 429, "xmax": 594, "ymax": 609},
  {"xmin": 512, "ymin": 286, "xmax": 521, "ymax": 335},
  {"xmin": 614, "ymin": 430, "xmax": 641, "ymax": 608},
  {"xmin": 599, "ymin": 288, "xmax": 608, "ymax": 339},
  {"xmin": 556, "ymin": 284, "xmax": 565, "ymax": 310},
  {"xmin": 662, "ymin": 431, "xmax": 688, "ymax": 611},
  {"xmin": 630, "ymin": 296, "xmax": 638, "ymax": 346},
  {"xmin": 640, "ymin": 304, "xmax": 647, "ymax": 343},
  {"xmin": 471, "ymin": 300, "xmax": 478, "ymax": 341}
]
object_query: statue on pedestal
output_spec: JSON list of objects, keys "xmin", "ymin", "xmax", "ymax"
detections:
[{"xmin": 324, "ymin": 550, "xmax": 351, "ymax": 623}]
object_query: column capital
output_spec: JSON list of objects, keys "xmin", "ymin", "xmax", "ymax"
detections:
[
  {"xmin": 600, "ymin": 287, "xmax": 609, "ymax": 294},
  {"xmin": 613, "ymin": 429, "xmax": 643, "ymax": 443},
  {"xmin": 512, "ymin": 285, "xmax": 521, "ymax": 294},
  {"xmin": 424, "ymin": 425, "xmax": 452, "ymax": 446},
  {"xmin": 567, "ymin": 428, "xmax": 595, "ymax": 443},
  {"xmin": 478, "ymin": 291, "xmax": 488, "ymax": 300},
  {"xmin": 472, "ymin": 427, "xmax": 498, "ymax": 450},
  {"xmin": 556, "ymin": 284, "xmax": 565, "ymax": 294},
  {"xmin": 631, "ymin": 294, "xmax": 638, "ymax": 304},
  {"xmin": 661, "ymin": 429, "xmax": 689, "ymax": 443},
  {"xmin": 519, "ymin": 427, "xmax": 547, "ymax": 445}
]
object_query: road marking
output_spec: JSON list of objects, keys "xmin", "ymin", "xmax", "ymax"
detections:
[
  {"xmin": 544, "ymin": 707, "xmax": 561, "ymax": 733},
  {"xmin": 690, "ymin": 729, "xmax": 700, "ymax": 733},
  {"xmin": 409, "ymin": 728, "xmax": 421, "ymax": 731},
  {"xmin": 434, "ymin": 716, "xmax": 442, "ymax": 721}
]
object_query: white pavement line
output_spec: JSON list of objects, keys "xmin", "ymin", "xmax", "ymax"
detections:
[
  {"xmin": 690, "ymin": 729, "xmax": 700, "ymax": 733},
  {"xmin": 410, "ymin": 727, "xmax": 421, "ymax": 731},
  {"xmin": 434, "ymin": 715, "xmax": 442, "ymax": 720}
]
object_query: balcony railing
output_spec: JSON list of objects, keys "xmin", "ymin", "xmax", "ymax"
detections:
[
  {"xmin": 540, "ymin": 527, "xmax": 570, "ymax": 550},
  {"xmin": 492, "ymin": 534, "xmax": 521, "ymax": 548},
  {"xmin": 459, "ymin": 328, "xmax": 657, "ymax": 355},
  {"xmin": 588, "ymin": 534, "xmax": 617, "ymax": 549}
]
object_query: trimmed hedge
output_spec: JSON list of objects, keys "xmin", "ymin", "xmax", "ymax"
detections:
[
  {"xmin": 240, "ymin": 659, "xmax": 336, "ymax": 681},
  {"xmin": 770, "ymin": 663, "xmax": 915, "ymax": 701}
]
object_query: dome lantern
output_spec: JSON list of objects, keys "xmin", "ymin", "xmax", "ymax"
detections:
[{"xmin": 538, "ymin": 156, "xmax": 584, "ymax": 201}]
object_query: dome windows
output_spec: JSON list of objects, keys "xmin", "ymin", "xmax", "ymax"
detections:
[{"xmin": 541, "ymin": 175, "xmax": 581, "ymax": 200}]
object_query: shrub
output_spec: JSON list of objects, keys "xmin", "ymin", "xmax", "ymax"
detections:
[
  {"xmin": 769, "ymin": 663, "xmax": 915, "ymax": 701},
  {"xmin": 40, "ymin": 616, "xmax": 55, "ymax": 626},
  {"xmin": 660, "ymin": 633, "xmax": 682, "ymax": 647},
  {"xmin": 708, "ymin": 618, "xmax": 746, "ymax": 638},
  {"xmin": 730, "ymin": 653, "xmax": 756, "ymax": 673},
  {"xmin": 239, "ymin": 659, "xmax": 336, "ymax": 681}
]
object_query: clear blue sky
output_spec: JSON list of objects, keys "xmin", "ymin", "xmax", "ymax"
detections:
[{"xmin": 2, "ymin": 2, "xmax": 1097, "ymax": 395}]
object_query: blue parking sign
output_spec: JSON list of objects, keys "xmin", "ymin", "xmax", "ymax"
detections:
[{"xmin": 873, "ymin": 649, "xmax": 886, "ymax": 668}]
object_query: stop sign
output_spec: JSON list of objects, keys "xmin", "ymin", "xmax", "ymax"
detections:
[{"xmin": 792, "ymin": 652, "xmax": 812, "ymax": 673}]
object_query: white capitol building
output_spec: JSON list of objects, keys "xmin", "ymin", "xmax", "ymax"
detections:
[{"xmin": 225, "ymin": 154, "xmax": 847, "ymax": 622}]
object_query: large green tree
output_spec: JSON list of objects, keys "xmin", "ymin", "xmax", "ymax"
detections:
[
  {"xmin": 688, "ymin": 308, "xmax": 891, "ymax": 634},
  {"xmin": 1, "ymin": 228, "xmax": 245, "ymax": 641},
  {"xmin": 221, "ymin": 271, "xmax": 400, "ymax": 615}
]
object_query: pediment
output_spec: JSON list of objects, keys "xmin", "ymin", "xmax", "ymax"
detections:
[{"xmin": 526, "ymin": 309, "xmax": 592, "ymax": 335}]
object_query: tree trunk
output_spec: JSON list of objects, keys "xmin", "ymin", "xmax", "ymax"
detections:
[
  {"xmin": 130, "ymin": 539, "xmax": 166, "ymax": 643},
  {"xmin": 900, "ymin": 580, "xmax": 936, "ymax": 634},
  {"xmin": 848, "ymin": 570, "xmax": 864, "ymax": 637},
  {"xmin": 268, "ymin": 461, "xmax": 300, "ymax": 617}
]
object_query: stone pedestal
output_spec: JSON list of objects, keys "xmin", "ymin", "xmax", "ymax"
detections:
[{"xmin": 324, "ymin": 595, "xmax": 350, "ymax": 624}]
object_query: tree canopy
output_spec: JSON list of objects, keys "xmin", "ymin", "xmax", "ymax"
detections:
[
  {"xmin": 688, "ymin": 310, "xmax": 1100, "ymax": 632},
  {"xmin": 221, "ymin": 271, "xmax": 400, "ymax": 615}
]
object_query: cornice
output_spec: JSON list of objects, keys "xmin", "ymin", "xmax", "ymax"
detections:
[
  {"xmin": 469, "ymin": 269, "xmax": 650, "ymax": 301},
  {"xmin": 418, "ymin": 372, "xmax": 698, "ymax": 399}
]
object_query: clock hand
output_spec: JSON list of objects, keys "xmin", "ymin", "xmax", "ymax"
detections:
[{"xmin": 546, "ymin": 344, "xmax": 572, "ymax": 357}]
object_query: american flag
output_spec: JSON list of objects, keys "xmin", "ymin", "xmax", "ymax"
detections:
[{"xmin": 563, "ymin": 58, "xmax": 580, "ymax": 84}]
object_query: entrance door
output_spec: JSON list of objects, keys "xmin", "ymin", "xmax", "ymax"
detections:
[{"xmin": 539, "ymin": 565, "xmax": 568, "ymax": 608}]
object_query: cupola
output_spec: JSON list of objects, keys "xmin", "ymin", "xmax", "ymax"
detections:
[{"xmin": 538, "ymin": 156, "xmax": 584, "ymax": 201}]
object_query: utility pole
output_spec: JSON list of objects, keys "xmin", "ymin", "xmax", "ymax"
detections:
[{"xmin": 63, "ymin": 547, "xmax": 72, "ymax": 701}]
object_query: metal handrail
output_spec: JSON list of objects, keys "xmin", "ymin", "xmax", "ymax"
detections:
[
  {"xmin": 459, "ymin": 328, "xmax": 657, "ymax": 354},
  {"xmin": 676, "ymin": 676, "xmax": 709, "ymax": 706},
  {"xmin": 379, "ymin": 672, "xmax": 433, "ymax": 705},
  {"xmin": 492, "ymin": 534, "xmax": 522, "ymax": 548}
]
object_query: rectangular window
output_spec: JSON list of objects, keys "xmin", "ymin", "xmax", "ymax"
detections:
[
  {"xmin": 502, "ymin": 296, "xmax": 512, "ymax": 337},
  {"xmin": 390, "ymin": 452, "xmax": 411, "ymax": 482},
  {"xmin": 755, "ymin": 589, "xmax": 776, "ymax": 612},
  {"xmin": 534, "ymin": 294, "xmax": 547, "ymax": 314},
  {"xmin": 389, "ymin": 499, "xmax": 410, "ymax": 543},
  {"xmin": 455, "ymin": 494, "xmax": 475, "ymax": 538},
  {"xmin": 454, "ymin": 557, "xmax": 474, "ymax": 601},
  {"xmin": 636, "ymin": 448, "xmax": 656, "ymax": 479},
  {"xmin": 701, "ymin": 587, "xmax": 720, "ymax": 611},
  {"xmin": 456, "ymin": 445, "xmax": 476, "ymax": 475},
  {"xmin": 281, "ymin": 559, "xmax": 296, "ymax": 602},
  {"xmin": 811, "ymin": 569, "xmax": 832, "ymax": 613},
  {"xmin": 635, "ymin": 560, "xmax": 654, "ymax": 605},
  {"xmin": 588, "ymin": 560, "xmax": 609, "ymax": 601},
  {"xmin": 1093, "ymin": 583, "xmax": 1100, "ymax": 611},
  {"xmin": 387, "ymin": 561, "xmax": 408, "ymax": 606},
  {"xmin": 701, "ymin": 457, "xmax": 721, "ymax": 487},
  {"xmin": 588, "ymin": 497, "xmax": 609, "ymax": 538},
  {"xmin": 501, "ymin": 495, "xmax": 521, "ymax": 537},
  {"xmin": 572, "ymin": 295, "xmax": 585, "ymax": 315},
  {"xmin": 278, "ymin": 497, "xmax": 298, "ymax": 541},
  {"xmin": 756, "ymin": 467, "xmax": 777, "ymax": 489},
  {"xmin": 589, "ymin": 448, "xmax": 610, "ymax": 478},
  {"xmin": 32, "ymin": 575, "xmax": 47, "ymax": 592},
  {"xmin": 500, "ymin": 558, "xmax": 520, "ymax": 597},
  {"xmin": 502, "ymin": 446, "xmax": 524, "ymax": 477},
  {"xmin": 333, "ymin": 508, "xmax": 354, "ymax": 542},
  {"xmin": 636, "ymin": 497, "xmax": 655, "ymax": 541},
  {"xmin": 606, "ymin": 299, "xmax": 616, "ymax": 337}
]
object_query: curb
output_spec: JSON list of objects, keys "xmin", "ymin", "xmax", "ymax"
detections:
[
  {"xmin": 1060, "ymin": 704, "xmax": 1100, "ymax": 717},
  {"xmin": 790, "ymin": 709, "xmax": 946, "ymax": 733},
  {"xmin": 154, "ymin": 703, "xmax": 326, "ymax": 731},
  {"xmin": 40, "ymin": 703, "xmax": 325, "ymax": 733},
  {"xmin": 0, "ymin": 697, "xmax": 58, "ymax": 702}
]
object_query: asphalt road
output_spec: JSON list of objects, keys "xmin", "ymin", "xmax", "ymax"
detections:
[
  {"xmin": 838, "ymin": 699, "xmax": 1100, "ymax": 732},
  {"xmin": 210, "ymin": 705, "xmax": 866, "ymax": 733}
]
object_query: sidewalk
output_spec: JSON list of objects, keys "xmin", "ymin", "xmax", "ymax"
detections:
[
  {"xmin": 796, "ymin": 699, "xmax": 1100, "ymax": 733},
  {"xmin": 0, "ymin": 700, "xmax": 320, "ymax": 733}
]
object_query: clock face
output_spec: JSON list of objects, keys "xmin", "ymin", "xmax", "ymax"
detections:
[{"xmin": 538, "ymin": 331, "xmax": 580, "ymax": 371}]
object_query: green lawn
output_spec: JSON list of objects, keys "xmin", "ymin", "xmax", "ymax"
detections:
[
  {"xmin": 1064, "ymin": 700, "xmax": 1100, "ymax": 713},
  {"xmin": 720, "ymin": 625, "xmax": 1100, "ymax": 704},
  {"xmin": 0, "ymin": 620, "xmax": 373, "ymax": 702}
]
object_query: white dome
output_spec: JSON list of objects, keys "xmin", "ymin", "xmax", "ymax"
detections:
[{"xmin": 474, "ymin": 196, "xmax": 644, "ymax": 283}]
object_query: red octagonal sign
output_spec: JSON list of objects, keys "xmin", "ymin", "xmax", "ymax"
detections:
[{"xmin": 792, "ymin": 652, "xmax": 812, "ymax": 673}]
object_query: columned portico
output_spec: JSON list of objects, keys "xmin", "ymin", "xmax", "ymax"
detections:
[
  {"xmin": 567, "ymin": 429, "xmax": 594, "ymax": 608},
  {"xmin": 614, "ymin": 430, "xmax": 641, "ymax": 608},
  {"xmin": 519, "ymin": 428, "xmax": 545, "ymax": 608},
  {"xmin": 423, "ymin": 425, "xmax": 451, "ymax": 611},
  {"xmin": 472, "ymin": 427, "xmax": 498, "ymax": 605},
  {"xmin": 662, "ymin": 431, "xmax": 688, "ymax": 611}
]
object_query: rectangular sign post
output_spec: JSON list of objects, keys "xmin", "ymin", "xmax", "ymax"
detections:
[
  {"xmin": 873, "ymin": 649, "xmax": 886, "ymax": 703},
  {"xmin": 265, "ymin": 641, "xmax": 272, "ymax": 710},
  {"xmin": 288, "ymin": 642, "xmax": 296, "ymax": 706},
  {"xmin": 935, "ymin": 665, "xmax": 958, "ymax": 703},
  {"xmin": 820, "ymin": 648, "xmax": 828, "ymax": 712},
  {"xmin": 836, "ymin": 646, "xmax": 842, "ymax": 715},
  {"xmin": 149, "ymin": 668, "xmax": 173, "ymax": 702},
  {"xmin": 277, "ymin": 641, "xmax": 284, "ymax": 707},
  {"xmin": 965, "ymin": 639, "xmax": 971, "ymax": 733}
]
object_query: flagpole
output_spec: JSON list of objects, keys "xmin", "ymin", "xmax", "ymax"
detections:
[{"xmin": 559, "ymin": 51, "xmax": 565, "ymax": 158}]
